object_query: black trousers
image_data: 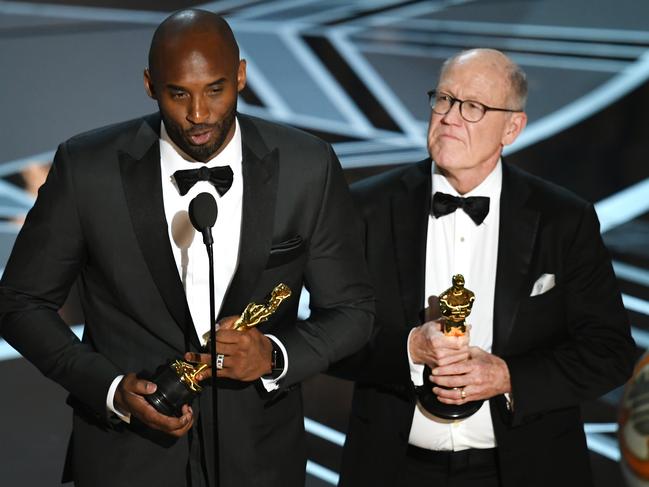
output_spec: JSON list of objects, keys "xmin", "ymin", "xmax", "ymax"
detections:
[{"xmin": 404, "ymin": 445, "xmax": 501, "ymax": 487}]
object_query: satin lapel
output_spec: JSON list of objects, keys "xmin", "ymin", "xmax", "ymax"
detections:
[
  {"xmin": 391, "ymin": 160, "xmax": 431, "ymax": 326},
  {"xmin": 118, "ymin": 115, "xmax": 196, "ymax": 347},
  {"xmin": 220, "ymin": 117, "xmax": 278, "ymax": 316},
  {"xmin": 492, "ymin": 163, "xmax": 540, "ymax": 353}
]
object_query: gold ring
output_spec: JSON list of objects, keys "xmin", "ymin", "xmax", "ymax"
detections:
[{"xmin": 460, "ymin": 388, "xmax": 466, "ymax": 400}]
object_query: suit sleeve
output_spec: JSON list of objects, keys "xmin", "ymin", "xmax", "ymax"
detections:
[
  {"xmin": 505, "ymin": 203, "xmax": 636, "ymax": 425},
  {"xmin": 326, "ymin": 180, "xmax": 416, "ymax": 387},
  {"xmin": 0, "ymin": 142, "xmax": 121, "ymax": 419},
  {"xmin": 273, "ymin": 144, "xmax": 375, "ymax": 386}
]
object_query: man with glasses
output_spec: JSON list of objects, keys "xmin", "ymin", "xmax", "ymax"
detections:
[{"xmin": 335, "ymin": 48, "xmax": 634, "ymax": 487}]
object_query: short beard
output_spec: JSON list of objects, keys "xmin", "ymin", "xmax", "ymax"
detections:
[{"xmin": 162, "ymin": 104, "xmax": 237, "ymax": 162}]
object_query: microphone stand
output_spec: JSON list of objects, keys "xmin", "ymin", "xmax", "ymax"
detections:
[
  {"xmin": 189, "ymin": 192, "xmax": 220, "ymax": 486},
  {"xmin": 203, "ymin": 230, "xmax": 220, "ymax": 487}
]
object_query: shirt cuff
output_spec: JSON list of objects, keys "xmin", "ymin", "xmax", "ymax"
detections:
[
  {"xmin": 260, "ymin": 334, "xmax": 288, "ymax": 392},
  {"xmin": 106, "ymin": 375, "xmax": 131, "ymax": 424},
  {"xmin": 407, "ymin": 328, "xmax": 425, "ymax": 386}
]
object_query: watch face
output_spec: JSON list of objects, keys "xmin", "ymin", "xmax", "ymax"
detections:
[
  {"xmin": 270, "ymin": 341, "xmax": 284, "ymax": 374},
  {"xmin": 270, "ymin": 348, "xmax": 278, "ymax": 369},
  {"xmin": 272, "ymin": 346, "xmax": 282, "ymax": 370}
]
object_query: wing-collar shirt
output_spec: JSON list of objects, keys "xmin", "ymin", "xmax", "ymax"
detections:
[{"xmin": 408, "ymin": 160, "xmax": 502, "ymax": 451}]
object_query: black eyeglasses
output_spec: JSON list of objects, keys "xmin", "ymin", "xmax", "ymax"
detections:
[{"xmin": 427, "ymin": 90, "xmax": 521, "ymax": 123}]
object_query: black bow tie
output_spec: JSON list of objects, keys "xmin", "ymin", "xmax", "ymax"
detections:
[
  {"xmin": 432, "ymin": 191, "xmax": 490, "ymax": 225},
  {"xmin": 173, "ymin": 165, "xmax": 234, "ymax": 197}
]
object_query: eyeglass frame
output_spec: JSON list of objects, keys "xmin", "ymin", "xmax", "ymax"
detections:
[{"xmin": 427, "ymin": 90, "xmax": 522, "ymax": 123}]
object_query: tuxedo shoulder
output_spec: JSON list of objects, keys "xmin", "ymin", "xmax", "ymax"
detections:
[
  {"xmin": 64, "ymin": 115, "xmax": 155, "ymax": 153},
  {"xmin": 238, "ymin": 113, "xmax": 331, "ymax": 154},
  {"xmin": 351, "ymin": 159, "xmax": 429, "ymax": 207},
  {"xmin": 49, "ymin": 115, "xmax": 159, "ymax": 178},
  {"xmin": 505, "ymin": 162, "xmax": 591, "ymax": 214}
]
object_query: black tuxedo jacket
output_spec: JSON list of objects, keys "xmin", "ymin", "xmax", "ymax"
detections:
[
  {"xmin": 336, "ymin": 159, "xmax": 635, "ymax": 487},
  {"xmin": 0, "ymin": 113, "xmax": 374, "ymax": 487}
]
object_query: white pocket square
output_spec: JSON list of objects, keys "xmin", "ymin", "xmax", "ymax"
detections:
[{"xmin": 530, "ymin": 273, "xmax": 555, "ymax": 297}]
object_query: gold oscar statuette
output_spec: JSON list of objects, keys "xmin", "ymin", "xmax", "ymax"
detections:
[
  {"xmin": 438, "ymin": 274, "xmax": 475, "ymax": 336},
  {"xmin": 417, "ymin": 274, "xmax": 483, "ymax": 419},
  {"xmin": 202, "ymin": 283, "xmax": 293, "ymax": 343},
  {"xmin": 171, "ymin": 360, "xmax": 209, "ymax": 393},
  {"xmin": 233, "ymin": 282, "xmax": 292, "ymax": 331},
  {"xmin": 147, "ymin": 283, "xmax": 292, "ymax": 417}
]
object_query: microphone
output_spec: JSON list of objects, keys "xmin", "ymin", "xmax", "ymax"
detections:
[
  {"xmin": 188, "ymin": 192, "xmax": 217, "ymax": 245},
  {"xmin": 188, "ymin": 191, "xmax": 220, "ymax": 486}
]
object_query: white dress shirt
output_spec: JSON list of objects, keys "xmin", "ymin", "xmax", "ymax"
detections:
[
  {"xmin": 107, "ymin": 118, "xmax": 285, "ymax": 420},
  {"xmin": 159, "ymin": 120, "xmax": 243, "ymax": 339},
  {"xmin": 408, "ymin": 160, "xmax": 502, "ymax": 451}
]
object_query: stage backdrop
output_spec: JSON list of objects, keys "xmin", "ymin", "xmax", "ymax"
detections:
[{"xmin": 1, "ymin": 1, "xmax": 648, "ymax": 486}]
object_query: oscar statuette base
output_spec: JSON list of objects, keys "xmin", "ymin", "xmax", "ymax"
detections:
[{"xmin": 416, "ymin": 365, "xmax": 483, "ymax": 420}]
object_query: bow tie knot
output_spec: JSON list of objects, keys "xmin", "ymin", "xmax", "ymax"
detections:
[
  {"xmin": 173, "ymin": 165, "xmax": 234, "ymax": 197},
  {"xmin": 432, "ymin": 191, "xmax": 490, "ymax": 225}
]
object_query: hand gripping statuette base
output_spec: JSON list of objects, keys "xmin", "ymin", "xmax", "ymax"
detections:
[
  {"xmin": 416, "ymin": 274, "xmax": 484, "ymax": 419},
  {"xmin": 145, "ymin": 283, "xmax": 292, "ymax": 417}
]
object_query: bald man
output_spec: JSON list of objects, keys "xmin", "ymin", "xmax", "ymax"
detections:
[
  {"xmin": 0, "ymin": 10, "xmax": 373, "ymax": 487},
  {"xmin": 334, "ymin": 49, "xmax": 634, "ymax": 487}
]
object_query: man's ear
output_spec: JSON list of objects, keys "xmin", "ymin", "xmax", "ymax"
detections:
[
  {"xmin": 144, "ymin": 68, "xmax": 157, "ymax": 100},
  {"xmin": 237, "ymin": 59, "xmax": 247, "ymax": 93},
  {"xmin": 502, "ymin": 111, "xmax": 527, "ymax": 146}
]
